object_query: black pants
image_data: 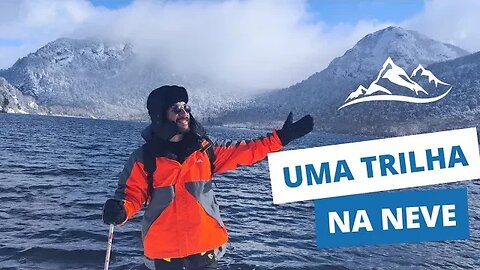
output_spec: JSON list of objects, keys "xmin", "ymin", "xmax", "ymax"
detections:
[{"xmin": 143, "ymin": 250, "xmax": 218, "ymax": 270}]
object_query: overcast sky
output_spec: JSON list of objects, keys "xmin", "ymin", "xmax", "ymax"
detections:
[{"xmin": 0, "ymin": 0, "xmax": 479, "ymax": 91}]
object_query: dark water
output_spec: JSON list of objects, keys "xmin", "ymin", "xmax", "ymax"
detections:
[{"xmin": 0, "ymin": 113, "xmax": 479, "ymax": 270}]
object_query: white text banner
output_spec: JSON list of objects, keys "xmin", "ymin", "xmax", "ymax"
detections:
[{"xmin": 268, "ymin": 128, "xmax": 480, "ymax": 204}]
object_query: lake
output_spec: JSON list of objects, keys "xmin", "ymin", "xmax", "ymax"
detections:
[{"xmin": 0, "ymin": 113, "xmax": 479, "ymax": 270}]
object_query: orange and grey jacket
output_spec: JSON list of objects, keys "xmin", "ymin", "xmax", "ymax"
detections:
[{"xmin": 114, "ymin": 121, "xmax": 283, "ymax": 259}]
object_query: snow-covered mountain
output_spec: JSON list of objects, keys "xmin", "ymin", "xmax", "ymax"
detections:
[
  {"xmin": 0, "ymin": 77, "xmax": 43, "ymax": 113},
  {"xmin": 2, "ymin": 27, "xmax": 477, "ymax": 136},
  {"xmin": 425, "ymin": 51, "xmax": 480, "ymax": 120},
  {"xmin": 359, "ymin": 51, "xmax": 480, "ymax": 135},
  {"xmin": 0, "ymin": 38, "xmax": 247, "ymax": 120},
  {"xmin": 219, "ymin": 26, "xmax": 471, "ymax": 135}
]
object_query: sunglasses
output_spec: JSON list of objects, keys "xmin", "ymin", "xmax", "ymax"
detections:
[{"xmin": 170, "ymin": 104, "xmax": 192, "ymax": 114}]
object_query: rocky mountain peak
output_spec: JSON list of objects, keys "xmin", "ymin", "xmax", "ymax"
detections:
[
  {"xmin": 219, "ymin": 26, "xmax": 473, "ymax": 136},
  {"xmin": 0, "ymin": 37, "xmax": 244, "ymax": 120},
  {"xmin": 0, "ymin": 38, "xmax": 135, "ymax": 99},
  {"xmin": 325, "ymin": 26, "xmax": 469, "ymax": 82}
]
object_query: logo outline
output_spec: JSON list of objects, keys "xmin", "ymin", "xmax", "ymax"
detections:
[{"xmin": 338, "ymin": 57, "xmax": 452, "ymax": 110}]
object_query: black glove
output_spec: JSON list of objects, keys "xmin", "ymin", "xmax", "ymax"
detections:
[
  {"xmin": 276, "ymin": 112, "xmax": 314, "ymax": 146},
  {"xmin": 102, "ymin": 199, "xmax": 127, "ymax": 225}
]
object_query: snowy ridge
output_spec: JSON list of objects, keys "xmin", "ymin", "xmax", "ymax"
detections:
[
  {"xmin": 245, "ymin": 26, "xmax": 468, "ymax": 116},
  {"xmin": 1, "ymin": 26, "xmax": 477, "ymax": 136},
  {"xmin": 219, "ymin": 26, "xmax": 472, "ymax": 135},
  {"xmin": 0, "ymin": 77, "xmax": 43, "ymax": 113},
  {"xmin": 0, "ymin": 38, "xmax": 247, "ymax": 120}
]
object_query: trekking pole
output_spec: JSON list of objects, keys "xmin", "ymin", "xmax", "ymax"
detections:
[{"xmin": 104, "ymin": 224, "xmax": 115, "ymax": 270}]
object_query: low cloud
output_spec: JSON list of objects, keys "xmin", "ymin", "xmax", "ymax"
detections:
[
  {"xmin": 403, "ymin": 0, "xmax": 480, "ymax": 53},
  {"xmin": 0, "ymin": 0, "xmax": 387, "ymax": 91},
  {"xmin": 1, "ymin": 0, "xmax": 477, "ymax": 92},
  {"xmin": 0, "ymin": 0, "xmax": 100, "ymax": 69}
]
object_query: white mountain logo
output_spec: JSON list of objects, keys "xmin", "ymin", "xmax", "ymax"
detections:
[{"xmin": 338, "ymin": 57, "xmax": 451, "ymax": 110}]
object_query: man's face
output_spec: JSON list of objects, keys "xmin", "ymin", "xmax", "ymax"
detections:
[{"xmin": 166, "ymin": 101, "xmax": 191, "ymax": 133}]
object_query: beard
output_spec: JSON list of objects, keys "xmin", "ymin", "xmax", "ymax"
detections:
[
  {"xmin": 176, "ymin": 117, "xmax": 190, "ymax": 134},
  {"xmin": 177, "ymin": 124, "xmax": 190, "ymax": 134}
]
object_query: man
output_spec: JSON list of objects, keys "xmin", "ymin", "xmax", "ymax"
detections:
[{"xmin": 102, "ymin": 85, "xmax": 313, "ymax": 270}]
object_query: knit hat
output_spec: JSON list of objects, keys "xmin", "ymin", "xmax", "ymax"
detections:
[{"xmin": 147, "ymin": 85, "xmax": 189, "ymax": 119}]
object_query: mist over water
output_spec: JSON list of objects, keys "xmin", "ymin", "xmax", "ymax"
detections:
[{"xmin": 0, "ymin": 113, "xmax": 479, "ymax": 270}]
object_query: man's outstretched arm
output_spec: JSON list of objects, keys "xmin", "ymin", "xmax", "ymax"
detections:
[{"xmin": 212, "ymin": 113, "xmax": 313, "ymax": 174}]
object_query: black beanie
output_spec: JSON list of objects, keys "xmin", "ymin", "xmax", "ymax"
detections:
[{"xmin": 147, "ymin": 85, "xmax": 189, "ymax": 119}]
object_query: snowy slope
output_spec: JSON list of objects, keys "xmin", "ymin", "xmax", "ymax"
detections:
[
  {"xmin": 264, "ymin": 26, "xmax": 467, "ymax": 114},
  {"xmin": 219, "ymin": 26, "xmax": 471, "ymax": 135},
  {"xmin": 0, "ymin": 38, "xmax": 247, "ymax": 120},
  {"xmin": 0, "ymin": 77, "xmax": 42, "ymax": 113}
]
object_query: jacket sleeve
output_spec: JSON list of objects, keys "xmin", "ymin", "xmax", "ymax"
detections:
[
  {"xmin": 114, "ymin": 147, "xmax": 149, "ymax": 220},
  {"xmin": 212, "ymin": 129, "xmax": 283, "ymax": 174}
]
